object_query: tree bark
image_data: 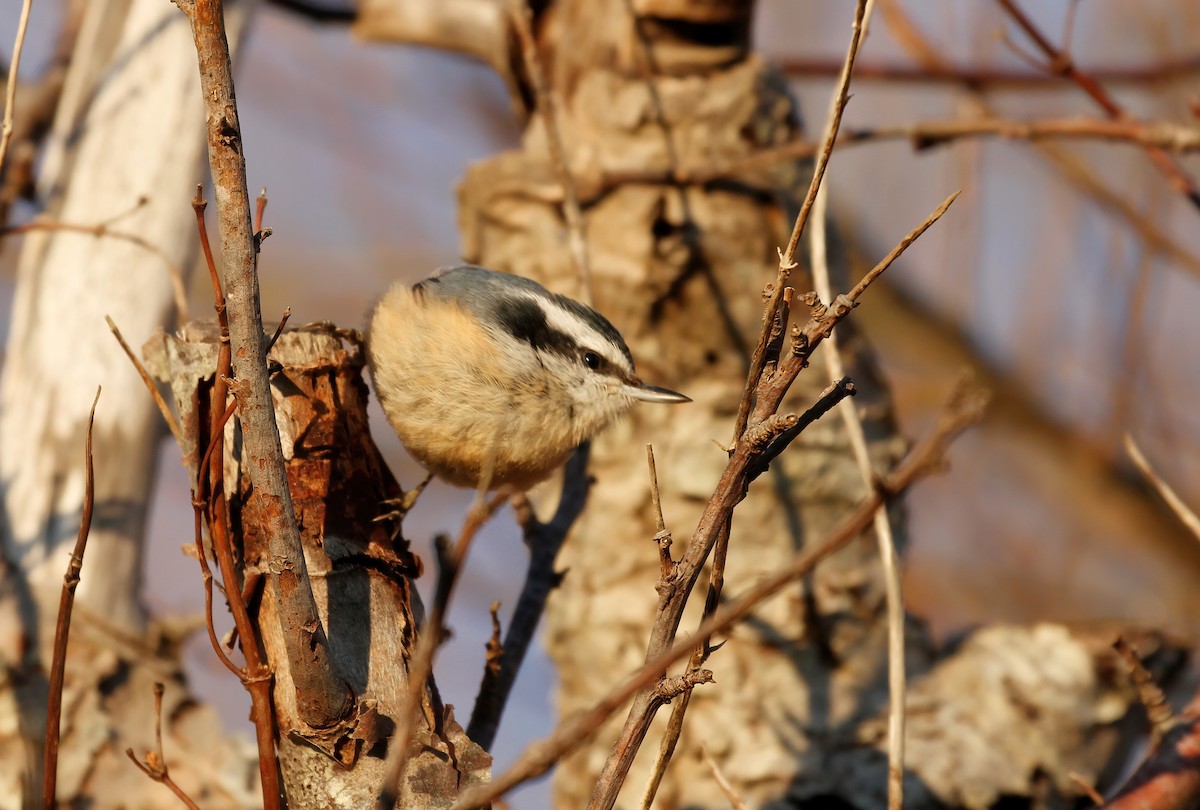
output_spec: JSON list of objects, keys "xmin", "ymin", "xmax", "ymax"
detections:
[{"xmin": 145, "ymin": 322, "xmax": 492, "ymax": 808}]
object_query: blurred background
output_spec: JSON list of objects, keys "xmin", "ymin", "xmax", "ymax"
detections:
[{"xmin": 4, "ymin": 1, "xmax": 1200, "ymax": 806}]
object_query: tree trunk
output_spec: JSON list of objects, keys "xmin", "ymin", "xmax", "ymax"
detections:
[
  {"xmin": 453, "ymin": 5, "xmax": 910, "ymax": 805},
  {"xmin": 144, "ymin": 322, "xmax": 492, "ymax": 809}
]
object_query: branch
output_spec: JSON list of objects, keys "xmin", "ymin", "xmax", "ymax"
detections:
[
  {"xmin": 468, "ymin": 444, "xmax": 591, "ymax": 750},
  {"xmin": 174, "ymin": 0, "xmax": 349, "ymax": 739},
  {"xmin": 125, "ymin": 682, "xmax": 203, "ymax": 810},
  {"xmin": 0, "ymin": 0, "xmax": 32, "ymax": 178},
  {"xmin": 43, "ymin": 387, "xmax": 100, "ymax": 809},
  {"xmin": 776, "ymin": 54, "xmax": 1200, "ymax": 88},
  {"xmin": 810, "ymin": 182, "xmax": 905, "ymax": 810},
  {"xmin": 732, "ymin": 0, "xmax": 871, "ymax": 442},
  {"xmin": 376, "ymin": 492, "xmax": 510, "ymax": 809},
  {"xmin": 995, "ymin": 0, "xmax": 1200, "ymax": 209},
  {"xmin": 451, "ymin": 381, "xmax": 987, "ymax": 809},
  {"xmin": 190, "ymin": 191, "xmax": 281, "ymax": 808}
]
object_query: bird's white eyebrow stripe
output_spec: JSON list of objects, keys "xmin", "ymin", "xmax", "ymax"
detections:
[{"xmin": 516, "ymin": 291, "xmax": 632, "ymax": 371}]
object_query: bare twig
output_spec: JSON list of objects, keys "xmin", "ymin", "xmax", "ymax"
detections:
[
  {"xmin": 995, "ymin": 0, "xmax": 1200, "ymax": 209},
  {"xmin": 43, "ymin": 386, "xmax": 100, "ymax": 809},
  {"xmin": 176, "ymin": 0, "xmax": 348, "ymax": 744},
  {"xmin": 509, "ymin": 2, "xmax": 592, "ymax": 304},
  {"xmin": 810, "ymin": 183, "xmax": 906, "ymax": 810},
  {"xmin": 733, "ymin": 0, "xmax": 871, "ymax": 442},
  {"xmin": 2, "ymin": 219, "xmax": 190, "ymax": 318},
  {"xmin": 125, "ymin": 683, "xmax": 202, "ymax": 810},
  {"xmin": 1069, "ymin": 771, "xmax": 1105, "ymax": 806},
  {"xmin": 105, "ymin": 315, "xmax": 183, "ymax": 446},
  {"xmin": 1124, "ymin": 434, "xmax": 1200, "ymax": 543},
  {"xmin": 190, "ymin": 190, "xmax": 281, "ymax": 807},
  {"xmin": 776, "ymin": 54, "xmax": 1200, "ymax": 88},
  {"xmin": 468, "ymin": 445, "xmax": 591, "ymax": 750},
  {"xmin": 0, "ymin": 0, "xmax": 33, "ymax": 178},
  {"xmin": 700, "ymin": 743, "xmax": 749, "ymax": 810},
  {"xmin": 452, "ymin": 382, "xmax": 986, "ymax": 809},
  {"xmin": 377, "ymin": 491, "xmax": 510, "ymax": 808},
  {"xmin": 588, "ymin": 186, "xmax": 955, "ymax": 808}
]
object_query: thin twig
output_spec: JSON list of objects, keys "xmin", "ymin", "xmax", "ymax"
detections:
[
  {"xmin": 1124, "ymin": 434, "xmax": 1200, "ymax": 543},
  {"xmin": 810, "ymin": 182, "xmax": 906, "ymax": 810},
  {"xmin": 105, "ymin": 315, "xmax": 183, "ymax": 446},
  {"xmin": 733, "ymin": 0, "xmax": 871, "ymax": 442},
  {"xmin": 775, "ymin": 54, "xmax": 1200, "ymax": 88},
  {"xmin": 591, "ymin": 189, "xmax": 955, "ymax": 810},
  {"xmin": 467, "ymin": 445, "xmax": 591, "ymax": 750},
  {"xmin": 377, "ymin": 491, "xmax": 510, "ymax": 809},
  {"xmin": 2, "ymin": 219, "xmax": 190, "ymax": 318},
  {"xmin": 509, "ymin": 2, "xmax": 592, "ymax": 304},
  {"xmin": 995, "ymin": 0, "xmax": 1200, "ymax": 209},
  {"xmin": 190, "ymin": 188, "xmax": 282, "ymax": 807},
  {"xmin": 452, "ymin": 382, "xmax": 986, "ymax": 809},
  {"xmin": 125, "ymin": 683, "xmax": 203, "ymax": 810},
  {"xmin": 0, "ymin": 0, "xmax": 33, "ymax": 178},
  {"xmin": 700, "ymin": 743, "xmax": 749, "ymax": 810},
  {"xmin": 43, "ymin": 386, "xmax": 100, "ymax": 809}
]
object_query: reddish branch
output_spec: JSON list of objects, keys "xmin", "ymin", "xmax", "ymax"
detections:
[
  {"xmin": 42, "ymin": 387, "xmax": 100, "ymax": 809},
  {"xmin": 191, "ymin": 192, "xmax": 283, "ymax": 808},
  {"xmin": 125, "ymin": 683, "xmax": 202, "ymax": 810},
  {"xmin": 995, "ymin": 0, "xmax": 1200, "ymax": 209}
]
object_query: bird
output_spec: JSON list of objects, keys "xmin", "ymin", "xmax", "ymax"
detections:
[{"xmin": 366, "ymin": 265, "xmax": 690, "ymax": 490}]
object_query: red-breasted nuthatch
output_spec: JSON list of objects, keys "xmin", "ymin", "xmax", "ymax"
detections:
[{"xmin": 367, "ymin": 265, "xmax": 690, "ymax": 490}]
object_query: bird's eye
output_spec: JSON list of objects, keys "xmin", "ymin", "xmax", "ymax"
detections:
[{"xmin": 582, "ymin": 350, "xmax": 603, "ymax": 370}]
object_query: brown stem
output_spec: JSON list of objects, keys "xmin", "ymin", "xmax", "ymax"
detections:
[
  {"xmin": 124, "ymin": 683, "xmax": 203, "ymax": 810},
  {"xmin": 43, "ymin": 387, "xmax": 100, "ymax": 809},
  {"xmin": 192, "ymin": 190, "xmax": 282, "ymax": 809},
  {"xmin": 452, "ymin": 381, "xmax": 987, "ymax": 809}
]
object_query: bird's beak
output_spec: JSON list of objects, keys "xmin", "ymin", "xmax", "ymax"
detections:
[{"xmin": 628, "ymin": 382, "xmax": 691, "ymax": 404}]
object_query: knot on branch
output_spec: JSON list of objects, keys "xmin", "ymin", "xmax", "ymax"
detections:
[
  {"xmin": 657, "ymin": 669, "xmax": 714, "ymax": 702},
  {"xmin": 743, "ymin": 413, "xmax": 799, "ymax": 453}
]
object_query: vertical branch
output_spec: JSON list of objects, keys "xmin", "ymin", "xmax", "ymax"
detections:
[
  {"xmin": 809, "ymin": 183, "xmax": 906, "ymax": 810},
  {"xmin": 0, "ymin": 0, "xmax": 34, "ymax": 177},
  {"xmin": 468, "ymin": 445, "xmax": 592, "ymax": 750},
  {"xmin": 43, "ymin": 387, "xmax": 100, "ymax": 810},
  {"xmin": 732, "ymin": 0, "xmax": 872, "ymax": 441},
  {"xmin": 192, "ymin": 191, "xmax": 282, "ymax": 809},
  {"xmin": 173, "ymin": 0, "xmax": 349, "ymax": 732}
]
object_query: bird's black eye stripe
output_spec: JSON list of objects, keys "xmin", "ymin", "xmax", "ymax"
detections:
[{"xmin": 494, "ymin": 297, "xmax": 575, "ymax": 357}]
